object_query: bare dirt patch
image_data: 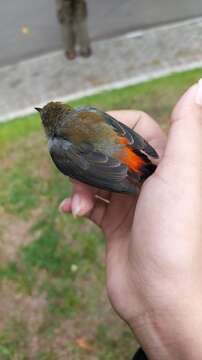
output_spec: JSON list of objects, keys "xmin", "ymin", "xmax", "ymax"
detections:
[
  {"xmin": 0, "ymin": 205, "xmax": 46, "ymax": 264},
  {"xmin": 0, "ymin": 281, "xmax": 47, "ymax": 356}
]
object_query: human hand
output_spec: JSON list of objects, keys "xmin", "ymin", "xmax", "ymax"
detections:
[{"xmin": 60, "ymin": 82, "xmax": 201, "ymax": 359}]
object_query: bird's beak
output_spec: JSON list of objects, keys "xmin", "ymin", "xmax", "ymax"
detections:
[{"xmin": 35, "ymin": 107, "xmax": 42, "ymax": 113}]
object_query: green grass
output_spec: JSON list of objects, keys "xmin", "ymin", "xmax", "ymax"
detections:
[
  {"xmin": 0, "ymin": 171, "xmax": 41, "ymax": 215},
  {"xmin": 0, "ymin": 68, "xmax": 201, "ymax": 359}
]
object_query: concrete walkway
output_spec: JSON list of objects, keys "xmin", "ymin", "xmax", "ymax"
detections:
[
  {"xmin": 0, "ymin": 17, "xmax": 202, "ymax": 122},
  {"xmin": 1, "ymin": 0, "xmax": 202, "ymax": 67}
]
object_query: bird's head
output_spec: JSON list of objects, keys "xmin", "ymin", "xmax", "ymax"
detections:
[{"xmin": 35, "ymin": 101, "xmax": 72, "ymax": 137}]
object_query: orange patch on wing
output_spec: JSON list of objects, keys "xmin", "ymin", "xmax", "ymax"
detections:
[
  {"xmin": 119, "ymin": 137, "xmax": 128, "ymax": 145},
  {"xmin": 118, "ymin": 137, "xmax": 144, "ymax": 172}
]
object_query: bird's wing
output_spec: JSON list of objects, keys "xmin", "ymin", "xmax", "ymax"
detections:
[
  {"xmin": 75, "ymin": 107, "xmax": 159, "ymax": 159},
  {"xmin": 48, "ymin": 137, "xmax": 138, "ymax": 193}
]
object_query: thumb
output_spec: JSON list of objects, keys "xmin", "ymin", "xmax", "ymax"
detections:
[{"xmin": 158, "ymin": 80, "xmax": 202, "ymax": 178}]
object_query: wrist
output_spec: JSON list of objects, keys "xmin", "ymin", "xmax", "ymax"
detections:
[{"xmin": 130, "ymin": 298, "xmax": 202, "ymax": 360}]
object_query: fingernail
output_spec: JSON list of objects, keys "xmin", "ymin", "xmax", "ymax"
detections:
[
  {"xmin": 195, "ymin": 78, "xmax": 202, "ymax": 106},
  {"xmin": 72, "ymin": 194, "xmax": 81, "ymax": 217},
  {"xmin": 59, "ymin": 199, "xmax": 68, "ymax": 213}
]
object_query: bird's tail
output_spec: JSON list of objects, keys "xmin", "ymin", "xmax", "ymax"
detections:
[
  {"xmin": 139, "ymin": 162, "xmax": 156, "ymax": 181},
  {"xmin": 129, "ymin": 148, "xmax": 157, "ymax": 182}
]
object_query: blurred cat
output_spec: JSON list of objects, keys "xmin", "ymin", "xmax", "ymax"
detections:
[{"xmin": 56, "ymin": 0, "xmax": 92, "ymax": 60}]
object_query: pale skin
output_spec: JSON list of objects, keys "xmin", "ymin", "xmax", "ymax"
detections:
[{"xmin": 59, "ymin": 83, "xmax": 201, "ymax": 359}]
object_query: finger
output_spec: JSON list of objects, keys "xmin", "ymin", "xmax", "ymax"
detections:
[
  {"xmin": 158, "ymin": 81, "xmax": 201, "ymax": 177},
  {"xmin": 108, "ymin": 110, "xmax": 167, "ymax": 159},
  {"xmin": 60, "ymin": 182, "xmax": 96, "ymax": 216},
  {"xmin": 59, "ymin": 180, "xmax": 110, "ymax": 218},
  {"xmin": 59, "ymin": 198, "xmax": 72, "ymax": 213}
]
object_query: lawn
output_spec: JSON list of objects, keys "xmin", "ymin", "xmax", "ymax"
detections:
[{"xmin": 0, "ymin": 68, "xmax": 201, "ymax": 360}]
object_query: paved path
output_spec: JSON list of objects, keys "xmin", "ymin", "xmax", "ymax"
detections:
[
  {"xmin": 0, "ymin": 0, "xmax": 202, "ymax": 66},
  {"xmin": 0, "ymin": 18, "xmax": 202, "ymax": 122}
]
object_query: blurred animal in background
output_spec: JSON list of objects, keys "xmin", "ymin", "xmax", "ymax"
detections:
[{"xmin": 56, "ymin": 0, "xmax": 92, "ymax": 60}]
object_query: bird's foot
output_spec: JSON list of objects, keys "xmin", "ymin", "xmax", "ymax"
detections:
[{"xmin": 95, "ymin": 194, "xmax": 110, "ymax": 204}]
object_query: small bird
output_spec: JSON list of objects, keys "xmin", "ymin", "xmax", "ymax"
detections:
[{"xmin": 35, "ymin": 102, "xmax": 158, "ymax": 194}]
